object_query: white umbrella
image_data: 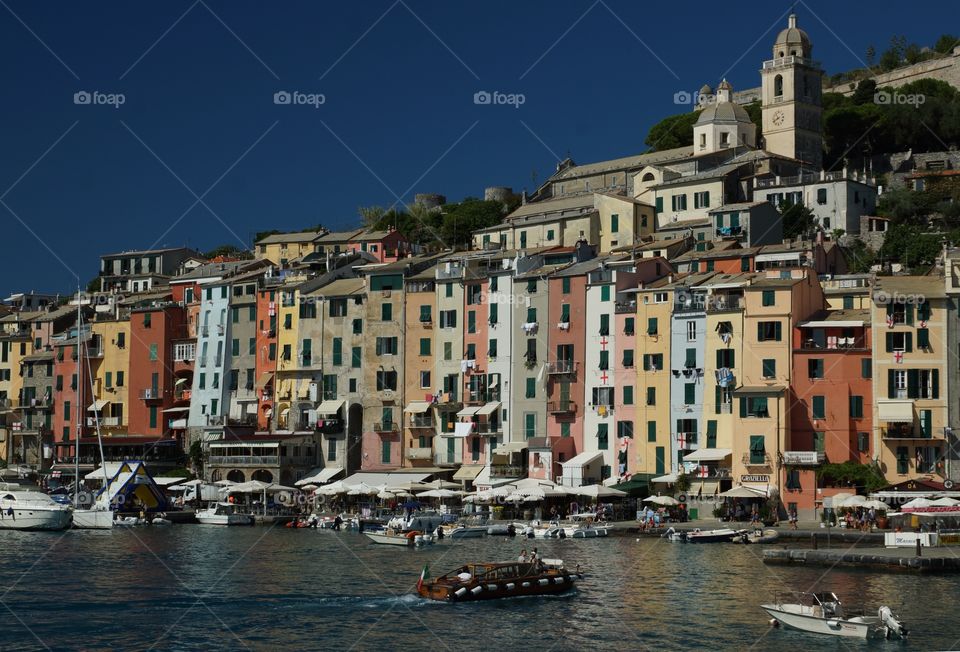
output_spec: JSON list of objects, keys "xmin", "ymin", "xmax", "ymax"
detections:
[
  {"xmin": 837, "ymin": 494, "xmax": 866, "ymax": 508},
  {"xmin": 299, "ymin": 484, "xmax": 318, "ymax": 491},
  {"xmin": 575, "ymin": 485, "xmax": 627, "ymax": 499},
  {"xmin": 828, "ymin": 492, "xmax": 856, "ymax": 505},
  {"xmin": 317, "ymin": 481, "xmax": 349, "ymax": 496},
  {"xmin": 504, "ymin": 492, "xmax": 526, "ymax": 503},
  {"xmin": 487, "ymin": 485, "xmax": 516, "ymax": 498},
  {"xmin": 347, "ymin": 483, "xmax": 378, "ymax": 496},
  {"xmin": 175, "ymin": 478, "xmax": 204, "ymax": 486},
  {"xmin": 418, "ymin": 488, "xmax": 462, "ymax": 499},
  {"xmin": 718, "ymin": 486, "xmax": 764, "ymax": 499},
  {"xmin": 415, "ymin": 479, "xmax": 459, "ymax": 491},
  {"xmin": 648, "ymin": 495, "xmax": 679, "ymax": 506},
  {"xmin": 930, "ymin": 496, "xmax": 960, "ymax": 507},
  {"xmin": 861, "ymin": 499, "xmax": 890, "ymax": 510},
  {"xmin": 902, "ymin": 497, "xmax": 934, "ymax": 510},
  {"xmin": 213, "ymin": 479, "xmax": 236, "ymax": 487},
  {"xmin": 377, "ymin": 490, "xmax": 395, "ymax": 500},
  {"xmin": 389, "ymin": 481, "xmax": 429, "ymax": 492}
]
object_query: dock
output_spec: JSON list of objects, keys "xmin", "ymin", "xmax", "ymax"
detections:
[{"xmin": 763, "ymin": 545, "xmax": 960, "ymax": 573}]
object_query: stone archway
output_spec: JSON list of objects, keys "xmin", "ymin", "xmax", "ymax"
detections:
[
  {"xmin": 210, "ymin": 469, "xmax": 222, "ymax": 482},
  {"xmin": 227, "ymin": 469, "xmax": 246, "ymax": 483},
  {"xmin": 252, "ymin": 469, "xmax": 274, "ymax": 483}
]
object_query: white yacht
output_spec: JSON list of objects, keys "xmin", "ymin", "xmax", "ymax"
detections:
[
  {"xmin": 0, "ymin": 485, "xmax": 73, "ymax": 531},
  {"xmin": 73, "ymin": 507, "xmax": 114, "ymax": 530},
  {"xmin": 762, "ymin": 592, "xmax": 908, "ymax": 639}
]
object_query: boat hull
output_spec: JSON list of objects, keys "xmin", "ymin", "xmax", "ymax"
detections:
[
  {"xmin": 196, "ymin": 514, "xmax": 253, "ymax": 526},
  {"xmin": 447, "ymin": 527, "xmax": 486, "ymax": 539},
  {"xmin": 73, "ymin": 509, "xmax": 114, "ymax": 529},
  {"xmin": 365, "ymin": 531, "xmax": 415, "ymax": 546},
  {"xmin": 762, "ymin": 605, "xmax": 872, "ymax": 639},
  {"xmin": 419, "ymin": 573, "xmax": 576, "ymax": 602},
  {"xmin": 0, "ymin": 508, "xmax": 72, "ymax": 531}
]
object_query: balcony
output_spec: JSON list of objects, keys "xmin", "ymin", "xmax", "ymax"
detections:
[
  {"xmin": 762, "ymin": 55, "xmax": 821, "ymax": 70},
  {"xmin": 206, "ymin": 415, "xmax": 225, "ymax": 427},
  {"xmin": 86, "ymin": 416, "xmax": 121, "ymax": 427},
  {"xmin": 474, "ymin": 422, "xmax": 502, "ymax": 436},
  {"xmin": 707, "ymin": 295, "xmax": 744, "ymax": 313},
  {"xmin": 881, "ymin": 428, "xmax": 940, "ymax": 441},
  {"xmin": 546, "ymin": 360, "xmax": 577, "ymax": 375},
  {"xmin": 168, "ymin": 418, "xmax": 187, "ymax": 429},
  {"xmin": 490, "ymin": 463, "xmax": 526, "ymax": 479},
  {"xmin": 175, "ymin": 389, "xmax": 192, "ymax": 402},
  {"xmin": 797, "ymin": 337, "xmax": 866, "ymax": 352},
  {"xmin": 86, "ymin": 346, "xmax": 104, "ymax": 358},
  {"xmin": 208, "ymin": 455, "xmax": 280, "ymax": 467},
  {"xmin": 409, "ymin": 415, "xmax": 434, "ymax": 429},
  {"xmin": 405, "ymin": 447, "xmax": 433, "ymax": 460},
  {"xmin": 674, "ymin": 297, "xmax": 707, "ymax": 314},
  {"xmin": 374, "ymin": 421, "xmax": 399, "ymax": 433},
  {"xmin": 547, "ymin": 401, "xmax": 576, "ymax": 414},
  {"xmin": 742, "ymin": 453, "xmax": 773, "ymax": 466},
  {"xmin": 615, "ymin": 301, "xmax": 637, "ymax": 314},
  {"xmin": 715, "ymin": 225, "xmax": 745, "ymax": 239},
  {"xmin": 140, "ymin": 389, "xmax": 162, "ymax": 400},
  {"xmin": 782, "ymin": 451, "xmax": 826, "ymax": 465}
]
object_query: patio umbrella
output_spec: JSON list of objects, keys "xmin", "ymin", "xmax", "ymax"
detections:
[
  {"xmin": 377, "ymin": 490, "xmax": 395, "ymax": 500},
  {"xmin": 902, "ymin": 497, "xmax": 934, "ymax": 510},
  {"xmin": 518, "ymin": 487, "xmax": 546, "ymax": 501},
  {"xmin": 385, "ymin": 489, "xmax": 414, "ymax": 499},
  {"xmin": 347, "ymin": 483, "xmax": 379, "ymax": 496},
  {"xmin": 930, "ymin": 496, "xmax": 960, "ymax": 507},
  {"xmin": 860, "ymin": 499, "xmax": 890, "ymax": 510},
  {"xmin": 837, "ymin": 495, "xmax": 866, "ymax": 508},
  {"xmin": 576, "ymin": 485, "xmax": 627, "ymax": 499},
  {"xmin": 718, "ymin": 486, "xmax": 764, "ymax": 499},
  {"xmin": 317, "ymin": 481, "xmax": 349, "ymax": 496},
  {"xmin": 647, "ymin": 495, "xmax": 679, "ymax": 506},
  {"xmin": 417, "ymin": 479, "xmax": 459, "ymax": 491},
  {"xmin": 389, "ymin": 481, "xmax": 429, "ymax": 492},
  {"xmin": 828, "ymin": 492, "xmax": 856, "ymax": 505},
  {"xmin": 418, "ymin": 488, "xmax": 462, "ymax": 499},
  {"xmin": 487, "ymin": 484, "xmax": 517, "ymax": 497},
  {"xmin": 213, "ymin": 479, "xmax": 236, "ymax": 487}
]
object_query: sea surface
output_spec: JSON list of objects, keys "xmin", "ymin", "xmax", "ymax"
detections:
[{"xmin": 0, "ymin": 525, "xmax": 957, "ymax": 651}]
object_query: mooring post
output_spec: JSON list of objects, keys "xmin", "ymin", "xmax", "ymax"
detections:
[
  {"xmin": 811, "ymin": 532, "xmax": 817, "ymax": 550},
  {"xmin": 916, "ymin": 537, "xmax": 922, "ymax": 557}
]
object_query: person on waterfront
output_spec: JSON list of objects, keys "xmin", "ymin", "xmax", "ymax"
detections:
[
  {"xmin": 789, "ymin": 508, "xmax": 798, "ymax": 530},
  {"xmin": 518, "ymin": 549, "xmax": 528, "ymax": 563},
  {"xmin": 530, "ymin": 547, "xmax": 539, "ymax": 562},
  {"xmin": 750, "ymin": 505, "xmax": 760, "ymax": 525}
]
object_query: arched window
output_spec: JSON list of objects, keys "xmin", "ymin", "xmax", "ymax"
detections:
[
  {"xmin": 774, "ymin": 74, "xmax": 783, "ymax": 97},
  {"xmin": 642, "ymin": 172, "xmax": 656, "ymax": 182}
]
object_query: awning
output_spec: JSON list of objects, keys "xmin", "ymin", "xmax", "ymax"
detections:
[
  {"xmin": 457, "ymin": 406, "xmax": 481, "ymax": 417},
  {"xmin": 453, "ymin": 464, "xmax": 485, "ymax": 481},
  {"xmin": 734, "ymin": 385, "xmax": 786, "ymax": 395},
  {"xmin": 255, "ymin": 372, "xmax": 275, "ymax": 389},
  {"xmin": 175, "ymin": 377, "xmax": 189, "ymax": 386},
  {"xmin": 280, "ymin": 408, "xmax": 290, "ymax": 418},
  {"xmin": 652, "ymin": 473, "xmax": 678, "ymax": 483},
  {"xmin": 162, "ymin": 406, "xmax": 190, "ymax": 414},
  {"xmin": 316, "ymin": 400, "xmax": 345, "ymax": 415},
  {"xmin": 84, "ymin": 463, "xmax": 124, "ymax": 481},
  {"xmin": 493, "ymin": 441, "xmax": 528, "ymax": 455},
  {"xmin": 561, "ymin": 450, "xmax": 602, "ymax": 469},
  {"xmin": 296, "ymin": 467, "xmax": 343, "ymax": 485},
  {"xmin": 454, "ymin": 422, "xmax": 474, "ymax": 438},
  {"xmin": 152, "ymin": 476, "xmax": 186, "ymax": 487},
  {"xmin": 683, "ymin": 448, "xmax": 732, "ymax": 463},
  {"xmin": 755, "ymin": 252, "xmax": 802, "ymax": 263},
  {"xmin": 721, "ymin": 485, "xmax": 769, "ymax": 498},
  {"xmin": 878, "ymin": 399, "xmax": 913, "ymax": 423},
  {"xmin": 404, "ymin": 401, "xmax": 432, "ymax": 414},
  {"xmin": 343, "ymin": 471, "xmax": 431, "ymax": 487},
  {"xmin": 799, "ymin": 320, "xmax": 864, "ymax": 328},
  {"xmin": 476, "ymin": 401, "xmax": 501, "ymax": 417},
  {"xmin": 87, "ymin": 399, "xmax": 109, "ymax": 411}
]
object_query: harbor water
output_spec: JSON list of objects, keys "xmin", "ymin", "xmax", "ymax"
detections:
[{"xmin": 2, "ymin": 526, "xmax": 958, "ymax": 650}]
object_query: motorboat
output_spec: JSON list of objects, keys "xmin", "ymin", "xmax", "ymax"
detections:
[
  {"xmin": 387, "ymin": 511, "xmax": 445, "ymax": 533},
  {"xmin": 762, "ymin": 592, "xmax": 908, "ymax": 639},
  {"xmin": 365, "ymin": 529, "xmax": 433, "ymax": 546},
  {"xmin": 195, "ymin": 502, "xmax": 254, "ymax": 526},
  {"xmin": 733, "ymin": 528, "xmax": 779, "ymax": 544},
  {"xmin": 566, "ymin": 523, "xmax": 609, "ymax": 538},
  {"xmin": 417, "ymin": 558, "xmax": 580, "ymax": 602},
  {"xmin": 663, "ymin": 527, "xmax": 746, "ymax": 543},
  {"xmin": 486, "ymin": 523, "xmax": 518, "ymax": 536},
  {"xmin": 0, "ymin": 485, "xmax": 73, "ymax": 531},
  {"xmin": 443, "ymin": 524, "xmax": 487, "ymax": 539}
]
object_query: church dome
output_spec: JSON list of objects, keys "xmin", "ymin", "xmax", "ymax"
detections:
[
  {"xmin": 699, "ymin": 83, "xmax": 713, "ymax": 94},
  {"xmin": 774, "ymin": 14, "xmax": 811, "ymax": 57},
  {"xmin": 696, "ymin": 101, "xmax": 751, "ymax": 125}
]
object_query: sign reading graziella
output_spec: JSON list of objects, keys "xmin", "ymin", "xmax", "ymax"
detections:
[{"xmin": 741, "ymin": 475, "xmax": 769, "ymax": 483}]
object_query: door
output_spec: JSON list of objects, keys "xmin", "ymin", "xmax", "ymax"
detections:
[{"xmin": 446, "ymin": 437, "xmax": 455, "ymax": 464}]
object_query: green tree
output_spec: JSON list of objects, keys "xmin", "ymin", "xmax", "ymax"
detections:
[
  {"xmin": 644, "ymin": 110, "xmax": 702, "ymax": 151},
  {"xmin": 780, "ymin": 202, "xmax": 817, "ymax": 240},
  {"xmin": 879, "ymin": 223, "xmax": 942, "ymax": 267},
  {"xmin": 253, "ymin": 229, "xmax": 280, "ymax": 244},
  {"xmin": 842, "ymin": 239, "xmax": 876, "ymax": 273},
  {"xmin": 203, "ymin": 244, "xmax": 252, "ymax": 260},
  {"xmin": 358, "ymin": 205, "xmax": 386, "ymax": 228},
  {"xmin": 439, "ymin": 199, "xmax": 505, "ymax": 248},
  {"xmin": 189, "ymin": 440, "xmax": 205, "ymax": 475},
  {"xmin": 934, "ymin": 34, "xmax": 958, "ymax": 54},
  {"xmin": 850, "ymin": 79, "xmax": 877, "ymax": 105}
]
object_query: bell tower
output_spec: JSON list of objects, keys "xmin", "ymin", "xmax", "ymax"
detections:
[{"xmin": 760, "ymin": 14, "xmax": 823, "ymax": 169}]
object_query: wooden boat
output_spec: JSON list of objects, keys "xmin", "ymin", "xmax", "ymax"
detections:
[{"xmin": 417, "ymin": 559, "xmax": 579, "ymax": 602}]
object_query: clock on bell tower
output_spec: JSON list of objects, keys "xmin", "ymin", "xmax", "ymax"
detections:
[{"xmin": 760, "ymin": 13, "xmax": 823, "ymax": 170}]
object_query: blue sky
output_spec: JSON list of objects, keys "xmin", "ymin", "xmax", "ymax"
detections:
[{"xmin": 0, "ymin": 0, "xmax": 953, "ymax": 296}]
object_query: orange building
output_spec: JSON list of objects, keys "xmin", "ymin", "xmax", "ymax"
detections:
[{"xmin": 787, "ymin": 307, "xmax": 873, "ymax": 517}]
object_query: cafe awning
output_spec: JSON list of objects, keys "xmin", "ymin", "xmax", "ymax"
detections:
[
  {"xmin": 877, "ymin": 399, "xmax": 913, "ymax": 423},
  {"xmin": 561, "ymin": 450, "xmax": 602, "ymax": 470},
  {"xmin": 476, "ymin": 401, "xmax": 500, "ymax": 417},
  {"xmin": 404, "ymin": 401, "xmax": 432, "ymax": 414},
  {"xmin": 652, "ymin": 473, "xmax": 678, "ymax": 483},
  {"xmin": 683, "ymin": 448, "xmax": 732, "ymax": 463},
  {"xmin": 87, "ymin": 399, "xmax": 109, "ymax": 412},
  {"xmin": 457, "ymin": 406, "xmax": 481, "ymax": 418},
  {"xmin": 453, "ymin": 464, "xmax": 485, "ymax": 481},
  {"xmin": 316, "ymin": 400, "xmax": 345, "ymax": 415},
  {"xmin": 255, "ymin": 372, "xmax": 275, "ymax": 389},
  {"xmin": 161, "ymin": 406, "xmax": 190, "ymax": 414},
  {"xmin": 175, "ymin": 377, "xmax": 189, "ymax": 386}
]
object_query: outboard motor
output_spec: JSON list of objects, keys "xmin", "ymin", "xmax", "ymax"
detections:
[
  {"xmin": 878, "ymin": 606, "xmax": 908, "ymax": 639},
  {"xmin": 506, "ymin": 523, "xmax": 516, "ymax": 537}
]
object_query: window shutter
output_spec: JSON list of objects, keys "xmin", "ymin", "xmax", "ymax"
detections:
[
  {"xmin": 905, "ymin": 303, "xmax": 914, "ymax": 325},
  {"xmin": 375, "ymin": 338, "xmax": 383, "ymax": 355},
  {"xmin": 933, "ymin": 369, "xmax": 940, "ymax": 399},
  {"xmin": 647, "ymin": 421, "xmax": 656, "ymax": 442},
  {"xmin": 739, "ymin": 397, "xmax": 747, "ymax": 418},
  {"xmin": 706, "ymin": 420, "xmax": 717, "ymax": 447},
  {"xmin": 774, "ymin": 321, "xmax": 782, "ymax": 340},
  {"xmin": 907, "ymin": 369, "xmax": 919, "ymax": 398},
  {"xmin": 885, "ymin": 333, "xmax": 893, "ymax": 353},
  {"xmin": 757, "ymin": 323, "xmax": 764, "ymax": 340},
  {"xmin": 905, "ymin": 332, "xmax": 913, "ymax": 352},
  {"xmin": 715, "ymin": 386, "xmax": 721, "ymax": 414},
  {"xmin": 888, "ymin": 370, "xmax": 896, "ymax": 399},
  {"xmin": 716, "ymin": 350, "xmax": 723, "ymax": 368}
]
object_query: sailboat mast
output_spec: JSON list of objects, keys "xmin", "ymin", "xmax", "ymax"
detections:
[{"xmin": 74, "ymin": 289, "xmax": 81, "ymax": 506}]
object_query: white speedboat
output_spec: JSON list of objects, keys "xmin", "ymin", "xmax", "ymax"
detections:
[
  {"xmin": 387, "ymin": 512, "xmax": 444, "ymax": 533},
  {"xmin": 444, "ymin": 525, "xmax": 487, "ymax": 539},
  {"xmin": 686, "ymin": 527, "xmax": 744, "ymax": 543},
  {"xmin": 567, "ymin": 523, "xmax": 609, "ymax": 538},
  {"xmin": 365, "ymin": 530, "xmax": 433, "ymax": 546},
  {"xmin": 196, "ymin": 502, "xmax": 253, "ymax": 526},
  {"xmin": 0, "ymin": 486, "xmax": 73, "ymax": 531},
  {"xmin": 762, "ymin": 592, "xmax": 908, "ymax": 639}
]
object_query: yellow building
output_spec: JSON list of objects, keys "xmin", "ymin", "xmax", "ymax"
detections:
[
  {"xmin": 0, "ymin": 332, "xmax": 32, "ymax": 462},
  {"xmin": 594, "ymin": 192, "xmax": 655, "ymax": 252},
  {"xmin": 274, "ymin": 280, "xmax": 303, "ymax": 428},
  {"xmin": 635, "ymin": 279, "xmax": 674, "ymax": 480},
  {"xmin": 88, "ymin": 319, "xmax": 131, "ymax": 436},
  {"xmin": 254, "ymin": 231, "xmax": 324, "ymax": 267},
  {"xmin": 732, "ymin": 269, "xmax": 823, "ymax": 496},
  {"xmin": 871, "ymin": 277, "xmax": 948, "ymax": 482},
  {"xmin": 822, "ymin": 274, "xmax": 872, "ymax": 311}
]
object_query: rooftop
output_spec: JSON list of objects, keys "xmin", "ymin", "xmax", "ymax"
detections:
[
  {"xmin": 547, "ymin": 146, "xmax": 694, "ymax": 181},
  {"xmin": 315, "ymin": 229, "xmax": 365, "ymax": 244},
  {"xmin": 873, "ymin": 275, "xmax": 947, "ymax": 300},
  {"xmin": 101, "ymin": 246, "xmax": 200, "ymax": 259},
  {"xmin": 255, "ymin": 231, "xmax": 325, "ymax": 245}
]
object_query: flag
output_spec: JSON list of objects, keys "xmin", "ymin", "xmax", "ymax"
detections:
[{"xmin": 417, "ymin": 564, "xmax": 429, "ymax": 590}]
